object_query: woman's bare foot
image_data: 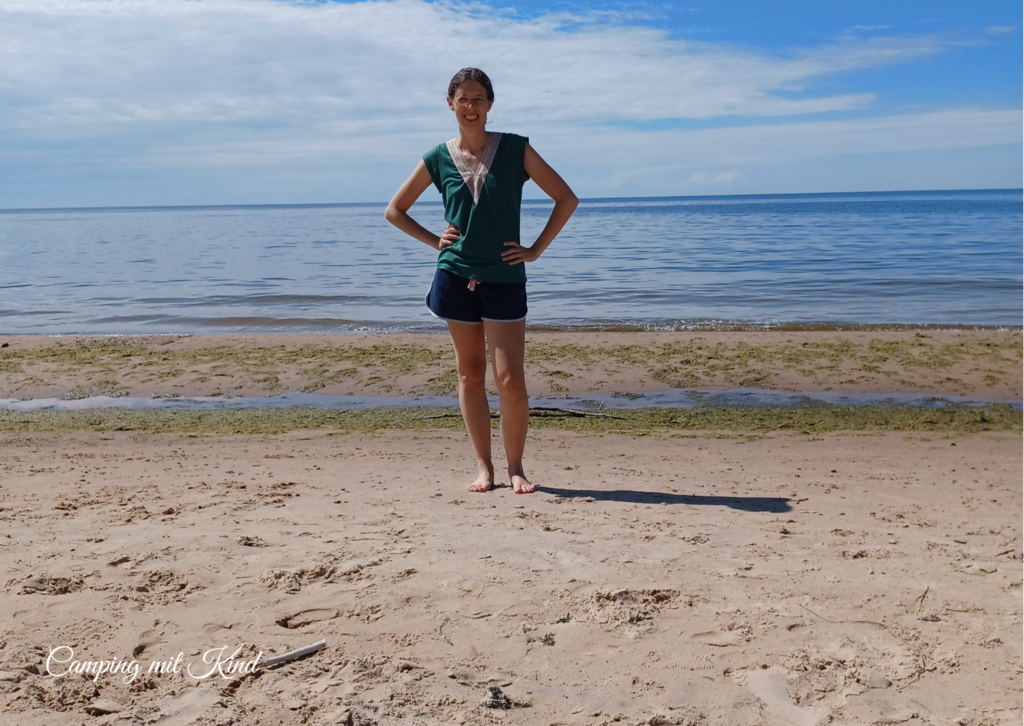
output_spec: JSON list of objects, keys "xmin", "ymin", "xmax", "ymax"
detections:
[
  {"xmin": 510, "ymin": 471, "xmax": 535, "ymax": 494},
  {"xmin": 467, "ymin": 467, "xmax": 494, "ymax": 492}
]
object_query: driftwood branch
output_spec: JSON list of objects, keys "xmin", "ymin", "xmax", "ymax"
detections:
[
  {"xmin": 528, "ymin": 407, "xmax": 623, "ymax": 419},
  {"xmin": 255, "ymin": 639, "xmax": 326, "ymax": 670},
  {"xmin": 421, "ymin": 407, "xmax": 622, "ymax": 421}
]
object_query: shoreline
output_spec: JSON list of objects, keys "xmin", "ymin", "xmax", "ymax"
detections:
[
  {"xmin": 6, "ymin": 323, "xmax": 1022, "ymax": 332},
  {"xmin": 4, "ymin": 323, "xmax": 1020, "ymax": 340}
]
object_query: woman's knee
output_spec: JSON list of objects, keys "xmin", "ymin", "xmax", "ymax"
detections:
[
  {"xmin": 457, "ymin": 363, "xmax": 487, "ymax": 389},
  {"xmin": 495, "ymin": 368, "xmax": 528, "ymax": 399}
]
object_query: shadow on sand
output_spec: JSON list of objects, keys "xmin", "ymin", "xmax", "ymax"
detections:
[{"xmin": 537, "ymin": 486, "xmax": 792, "ymax": 513}]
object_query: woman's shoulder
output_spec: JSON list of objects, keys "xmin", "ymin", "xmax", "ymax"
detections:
[
  {"xmin": 423, "ymin": 141, "xmax": 450, "ymax": 160},
  {"xmin": 494, "ymin": 133, "xmax": 529, "ymax": 159},
  {"xmin": 496, "ymin": 132, "xmax": 529, "ymax": 146},
  {"xmin": 421, "ymin": 142, "xmax": 453, "ymax": 191}
]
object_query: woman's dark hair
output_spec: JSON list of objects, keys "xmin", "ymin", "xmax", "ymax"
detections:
[{"xmin": 447, "ymin": 68, "xmax": 494, "ymax": 101}]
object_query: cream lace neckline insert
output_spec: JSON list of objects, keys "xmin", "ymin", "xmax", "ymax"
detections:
[{"xmin": 446, "ymin": 133, "xmax": 503, "ymax": 205}]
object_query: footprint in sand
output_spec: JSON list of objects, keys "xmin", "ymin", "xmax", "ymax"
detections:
[
  {"xmin": 19, "ymin": 574, "xmax": 84, "ymax": 595},
  {"xmin": 447, "ymin": 666, "xmax": 482, "ymax": 685},
  {"xmin": 690, "ymin": 630, "xmax": 744, "ymax": 647},
  {"xmin": 275, "ymin": 608, "xmax": 338, "ymax": 629},
  {"xmin": 734, "ymin": 666, "xmax": 829, "ymax": 726},
  {"xmin": 679, "ymin": 652, "xmax": 714, "ymax": 670},
  {"xmin": 149, "ymin": 687, "xmax": 223, "ymax": 724},
  {"xmin": 201, "ymin": 622, "xmax": 235, "ymax": 638},
  {"xmin": 133, "ymin": 628, "xmax": 165, "ymax": 658}
]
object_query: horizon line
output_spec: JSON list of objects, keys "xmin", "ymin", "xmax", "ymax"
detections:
[{"xmin": 1, "ymin": 187, "xmax": 1019, "ymax": 215}]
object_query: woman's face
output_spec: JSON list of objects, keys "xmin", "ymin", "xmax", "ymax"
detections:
[{"xmin": 447, "ymin": 80, "xmax": 493, "ymax": 132}]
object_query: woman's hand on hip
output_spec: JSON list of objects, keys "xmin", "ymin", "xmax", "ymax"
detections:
[
  {"xmin": 437, "ymin": 224, "xmax": 461, "ymax": 250},
  {"xmin": 501, "ymin": 241, "xmax": 540, "ymax": 265}
]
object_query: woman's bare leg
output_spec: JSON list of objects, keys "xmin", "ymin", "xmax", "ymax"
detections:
[
  {"xmin": 484, "ymin": 319, "xmax": 534, "ymax": 493},
  {"xmin": 447, "ymin": 321, "xmax": 494, "ymax": 492}
]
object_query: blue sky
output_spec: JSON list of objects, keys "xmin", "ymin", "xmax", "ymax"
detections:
[{"xmin": 0, "ymin": 0, "xmax": 1019, "ymax": 207}]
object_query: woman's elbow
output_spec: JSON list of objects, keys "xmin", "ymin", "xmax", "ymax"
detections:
[{"xmin": 384, "ymin": 204, "xmax": 401, "ymax": 225}]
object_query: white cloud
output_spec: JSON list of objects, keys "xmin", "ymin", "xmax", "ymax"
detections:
[
  {"xmin": 688, "ymin": 170, "xmax": 743, "ymax": 186},
  {"xmin": 0, "ymin": 0, "xmax": 963, "ymax": 136},
  {"xmin": 0, "ymin": 0, "xmax": 1017, "ymax": 205},
  {"xmin": 558, "ymin": 108, "xmax": 1022, "ymax": 193},
  {"xmin": 585, "ymin": 108, "xmax": 1022, "ymax": 165}
]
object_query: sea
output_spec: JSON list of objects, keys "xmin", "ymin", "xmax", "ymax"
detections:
[{"xmin": 0, "ymin": 189, "xmax": 1020, "ymax": 335}]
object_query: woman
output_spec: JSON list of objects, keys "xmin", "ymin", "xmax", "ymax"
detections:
[{"xmin": 385, "ymin": 68, "xmax": 578, "ymax": 494}]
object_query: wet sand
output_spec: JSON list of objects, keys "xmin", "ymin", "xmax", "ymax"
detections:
[{"xmin": 0, "ymin": 328, "xmax": 1020, "ymax": 402}]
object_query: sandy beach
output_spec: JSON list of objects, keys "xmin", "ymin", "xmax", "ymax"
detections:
[{"xmin": 0, "ymin": 330, "xmax": 1021, "ymax": 725}]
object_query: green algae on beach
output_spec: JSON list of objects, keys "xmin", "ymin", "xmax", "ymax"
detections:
[
  {"xmin": 0, "ymin": 404, "xmax": 1018, "ymax": 436},
  {"xmin": 0, "ymin": 330, "xmax": 1020, "ymax": 402}
]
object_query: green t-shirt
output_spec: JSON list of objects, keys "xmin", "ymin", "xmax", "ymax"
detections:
[{"xmin": 422, "ymin": 132, "xmax": 530, "ymax": 284}]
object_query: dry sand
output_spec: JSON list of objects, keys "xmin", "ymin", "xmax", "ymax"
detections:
[
  {"xmin": 0, "ymin": 330, "xmax": 1021, "ymax": 725},
  {"xmin": 0, "ymin": 429, "xmax": 1020, "ymax": 725}
]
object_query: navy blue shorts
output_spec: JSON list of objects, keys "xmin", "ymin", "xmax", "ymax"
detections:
[{"xmin": 426, "ymin": 268, "xmax": 527, "ymax": 324}]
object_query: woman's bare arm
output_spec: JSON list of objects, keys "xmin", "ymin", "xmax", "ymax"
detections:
[
  {"xmin": 501, "ymin": 143, "xmax": 578, "ymax": 265},
  {"xmin": 385, "ymin": 161, "xmax": 459, "ymax": 250}
]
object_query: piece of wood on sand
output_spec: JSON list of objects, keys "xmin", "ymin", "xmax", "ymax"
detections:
[{"xmin": 255, "ymin": 639, "xmax": 326, "ymax": 670}]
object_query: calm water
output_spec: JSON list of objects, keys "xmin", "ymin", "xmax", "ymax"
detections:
[{"xmin": 0, "ymin": 189, "xmax": 1020, "ymax": 334}]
